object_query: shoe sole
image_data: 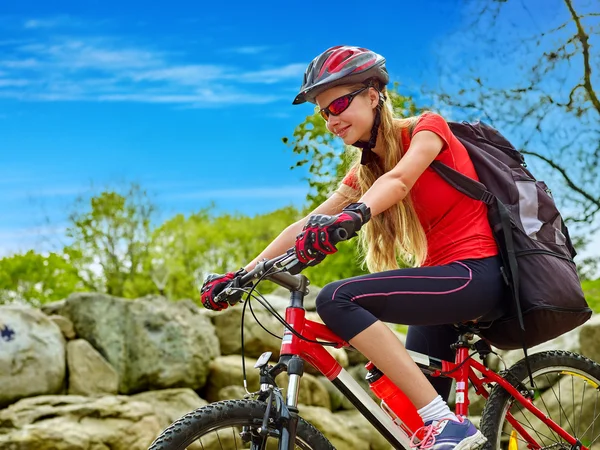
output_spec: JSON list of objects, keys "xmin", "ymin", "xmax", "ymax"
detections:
[{"xmin": 454, "ymin": 430, "xmax": 487, "ymax": 450}]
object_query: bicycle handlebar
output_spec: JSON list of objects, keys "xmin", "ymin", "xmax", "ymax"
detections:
[{"xmin": 215, "ymin": 227, "xmax": 350, "ymax": 305}]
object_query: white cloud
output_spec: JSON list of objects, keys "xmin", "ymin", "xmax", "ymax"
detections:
[
  {"xmin": 0, "ymin": 225, "xmax": 66, "ymax": 257},
  {"xmin": 23, "ymin": 16, "xmax": 82, "ymax": 30},
  {"xmin": 225, "ymin": 46, "xmax": 270, "ymax": 55},
  {"xmin": 96, "ymin": 91, "xmax": 280, "ymax": 105},
  {"xmin": 0, "ymin": 35, "xmax": 305, "ymax": 106},
  {"xmin": 24, "ymin": 19, "xmax": 60, "ymax": 29},
  {"xmin": 130, "ymin": 65, "xmax": 225, "ymax": 84},
  {"xmin": 0, "ymin": 225, "xmax": 64, "ymax": 239},
  {"xmin": 237, "ymin": 64, "xmax": 306, "ymax": 84},
  {"xmin": 0, "ymin": 79, "xmax": 29, "ymax": 87},
  {"xmin": 0, "ymin": 184, "xmax": 85, "ymax": 200},
  {"xmin": 0, "ymin": 59, "xmax": 39, "ymax": 68}
]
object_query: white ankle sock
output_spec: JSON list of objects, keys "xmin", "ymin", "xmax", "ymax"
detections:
[{"xmin": 417, "ymin": 395, "xmax": 458, "ymax": 424}]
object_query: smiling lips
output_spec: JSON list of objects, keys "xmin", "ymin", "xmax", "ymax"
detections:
[{"xmin": 336, "ymin": 125, "xmax": 351, "ymax": 138}]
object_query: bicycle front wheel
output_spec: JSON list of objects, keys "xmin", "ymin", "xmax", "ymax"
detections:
[
  {"xmin": 480, "ymin": 350, "xmax": 600, "ymax": 449},
  {"xmin": 148, "ymin": 399, "xmax": 334, "ymax": 450}
]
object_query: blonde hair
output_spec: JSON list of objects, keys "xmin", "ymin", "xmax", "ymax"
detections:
[{"xmin": 342, "ymin": 86, "xmax": 428, "ymax": 272}]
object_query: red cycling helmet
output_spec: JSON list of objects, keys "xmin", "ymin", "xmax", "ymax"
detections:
[{"xmin": 293, "ymin": 45, "xmax": 389, "ymax": 105}]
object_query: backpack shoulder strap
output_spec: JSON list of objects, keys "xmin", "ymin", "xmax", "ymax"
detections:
[{"xmin": 430, "ymin": 161, "xmax": 495, "ymax": 205}]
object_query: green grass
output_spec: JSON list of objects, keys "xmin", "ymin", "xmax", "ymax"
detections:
[{"xmin": 582, "ymin": 278, "xmax": 600, "ymax": 313}]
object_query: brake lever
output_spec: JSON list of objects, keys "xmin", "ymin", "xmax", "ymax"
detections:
[
  {"xmin": 277, "ymin": 249, "xmax": 305, "ymax": 275},
  {"xmin": 214, "ymin": 276, "xmax": 246, "ymax": 305}
]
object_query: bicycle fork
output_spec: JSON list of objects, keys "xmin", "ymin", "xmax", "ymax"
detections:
[
  {"xmin": 280, "ymin": 356, "xmax": 303, "ymax": 450},
  {"xmin": 250, "ymin": 352, "xmax": 303, "ymax": 450}
]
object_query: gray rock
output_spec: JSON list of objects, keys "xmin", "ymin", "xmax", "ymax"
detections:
[
  {"xmin": 317, "ymin": 376, "xmax": 344, "ymax": 411},
  {"xmin": 58, "ymin": 293, "xmax": 220, "ymax": 394},
  {"xmin": 205, "ymin": 355, "xmax": 261, "ymax": 402},
  {"xmin": 269, "ymin": 285, "xmax": 322, "ymax": 311},
  {"xmin": 132, "ymin": 388, "xmax": 207, "ymax": 427},
  {"xmin": 40, "ymin": 299, "xmax": 66, "ymax": 316},
  {"xmin": 48, "ymin": 315, "xmax": 76, "ymax": 340},
  {"xmin": 276, "ymin": 372, "xmax": 331, "ymax": 410},
  {"xmin": 335, "ymin": 410, "xmax": 395, "ymax": 450},
  {"xmin": 217, "ymin": 385, "xmax": 247, "ymax": 401},
  {"xmin": 496, "ymin": 325, "xmax": 582, "ymax": 370},
  {"xmin": 0, "ymin": 305, "xmax": 66, "ymax": 408},
  {"xmin": 347, "ymin": 347, "xmax": 369, "ymax": 366},
  {"xmin": 579, "ymin": 313, "xmax": 600, "ymax": 363},
  {"xmin": 67, "ymin": 339, "xmax": 119, "ymax": 395},
  {"xmin": 211, "ymin": 306, "xmax": 282, "ymax": 358},
  {"xmin": 205, "ymin": 355, "xmax": 330, "ymax": 409},
  {"xmin": 299, "ymin": 405, "xmax": 393, "ymax": 450},
  {"xmin": 0, "ymin": 394, "xmax": 162, "ymax": 450}
]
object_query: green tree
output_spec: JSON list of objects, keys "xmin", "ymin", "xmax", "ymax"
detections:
[
  {"xmin": 151, "ymin": 206, "xmax": 302, "ymax": 300},
  {"xmin": 64, "ymin": 184, "xmax": 156, "ymax": 298},
  {"xmin": 0, "ymin": 250, "xmax": 82, "ymax": 305}
]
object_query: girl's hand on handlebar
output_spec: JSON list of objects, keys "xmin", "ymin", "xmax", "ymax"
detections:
[
  {"xmin": 200, "ymin": 269, "xmax": 246, "ymax": 311},
  {"xmin": 294, "ymin": 210, "xmax": 365, "ymax": 264}
]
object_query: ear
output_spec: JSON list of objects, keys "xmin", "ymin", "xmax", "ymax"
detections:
[{"xmin": 368, "ymin": 87, "xmax": 379, "ymax": 109}]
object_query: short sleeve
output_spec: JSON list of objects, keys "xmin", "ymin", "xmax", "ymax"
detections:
[
  {"xmin": 411, "ymin": 112, "xmax": 452, "ymax": 152},
  {"xmin": 336, "ymin": 168, "xmax": 360, "ymax": 199}
]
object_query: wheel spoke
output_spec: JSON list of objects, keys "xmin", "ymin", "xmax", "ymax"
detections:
[
  {"xmin": 216, "ymin": 430, "xmax": 224, "ymax": 449},
  {"xmin": 546, "ymin": 374, "xmax": 576, "ymax": 438},
  {"xmin": 480, "ymin": 352, "xmax": 600, "ymax": 450},
  {"xmin": 537, "ymin": 376, "xmax": 562, "ymax": 443},
  {"xmin": 507, "ymin": 412, "xmax": 561, "ymax": 444},
  {"xmin": 579, "ymin": 379, "xmax": 587, "ymax": 439},
  {"xmin": 232, "ymin": 427, "xmax": 239, "ymax": 450}
]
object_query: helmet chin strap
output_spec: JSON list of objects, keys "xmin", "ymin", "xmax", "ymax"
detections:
[{"xmin": 352, "ymin": 91, "xmax": 386, "ymax": 165}]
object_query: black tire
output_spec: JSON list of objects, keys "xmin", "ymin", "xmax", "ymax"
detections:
[
  {"xmin": 480, "ymin": 350, "xmax": 600, "ymax": 449},
  {"xmin": 148, "ymin": 399, "xmax": 334, "ymax": 450}
]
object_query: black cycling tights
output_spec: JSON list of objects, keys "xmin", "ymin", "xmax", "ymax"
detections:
[{"xmin": 315, "ymin": 256, "xmax": 507, "ymax": 400}]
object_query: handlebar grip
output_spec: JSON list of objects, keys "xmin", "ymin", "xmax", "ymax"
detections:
[{"xmin": 329, "ymin": 227, "xmax": 349, "ymax": 245}]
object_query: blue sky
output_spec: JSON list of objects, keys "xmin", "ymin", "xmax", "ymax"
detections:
[{"xmin": 1, "ymin": 0, "xmax": 597, "ymax": 260}]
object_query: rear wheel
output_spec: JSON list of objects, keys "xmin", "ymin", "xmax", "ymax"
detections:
[
  {"xmin": 148, "ymin": 399, "xmax": 334, "ymax": 450},
  {"xmin": 480, "ymin": 351, "xmax": 600, "ymax": 449}
]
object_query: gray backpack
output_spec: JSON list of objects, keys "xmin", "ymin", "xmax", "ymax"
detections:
[{"xmin": 431, "ymin": 121, "xmax": 591, "ymax": 350}]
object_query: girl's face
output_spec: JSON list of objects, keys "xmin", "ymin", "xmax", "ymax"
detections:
[{"xmin": 316, "ymin": 85, "xmax": 378, "ymax": 144}]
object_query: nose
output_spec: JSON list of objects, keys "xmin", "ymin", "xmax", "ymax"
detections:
[{"xmin": 326, "ymin": 114, "xmax": 341, "ymax": 133}]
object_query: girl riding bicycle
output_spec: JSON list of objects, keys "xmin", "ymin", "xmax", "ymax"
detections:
[{"xmin": 200, "ymin": 45, "xmax": 508, "ymax": 450}]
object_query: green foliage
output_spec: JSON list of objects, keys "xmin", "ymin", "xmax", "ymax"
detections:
[
  {"xmin": 301, "ymin": 240, "xmax": 369, "ymax": 288},
  {"xmin": 0, "ymin": 250, "xmax": 82, "ymax": 305},
  {"xmin": 64, "ymin": 184, "xmax": 156, "ymax": 298},
  {"xmin": 152, "ymin": 206, "xmax": 302, "ymax": 300},
  {"xmin": 282, "ymin": 110, "xmax": 339, "ymax": 211},
  {"xmin": 582, "ymin": 279, "xmax": 600, "ymax": 313},
  {"xmin": 571, "ymin": 234, "xmax": 600, "ymax": 281}
]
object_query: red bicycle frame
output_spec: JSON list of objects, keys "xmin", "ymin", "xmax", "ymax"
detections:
[{"xmin": 280, "ymin": 304, "xmax": 588, "ymax": 450}]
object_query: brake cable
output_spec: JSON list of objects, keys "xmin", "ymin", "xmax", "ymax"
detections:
[{"xmin": 234, "ymin": 264, "xmax": 340, "ymax": 394}]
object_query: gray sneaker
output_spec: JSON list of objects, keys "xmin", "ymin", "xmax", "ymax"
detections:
[{"xmin": 410, "ymin": 417, "xmax": 487, "ymax": 450}]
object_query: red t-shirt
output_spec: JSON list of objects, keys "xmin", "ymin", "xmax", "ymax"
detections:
[{"xmin": 340, "ymin": 112, "xmax": 498, "ymax": 267}]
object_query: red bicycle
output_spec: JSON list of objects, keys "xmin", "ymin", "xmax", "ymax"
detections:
[{"xmin": 149, "ymin": 233, "xmax": 600, "ymax": 450}]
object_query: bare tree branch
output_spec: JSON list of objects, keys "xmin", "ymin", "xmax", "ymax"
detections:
[
  {"xmin": 565, "ymin": 0, "xmax": 600, "ymax": 115},
  {"xmin": 522, "ymin": 149, "xmax": 599, "ymax": 206}
]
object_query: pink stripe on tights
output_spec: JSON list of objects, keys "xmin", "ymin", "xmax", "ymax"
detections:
[{"xmin": 331, "ymin": 262, "xmax": 473, "ymax": 302}]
